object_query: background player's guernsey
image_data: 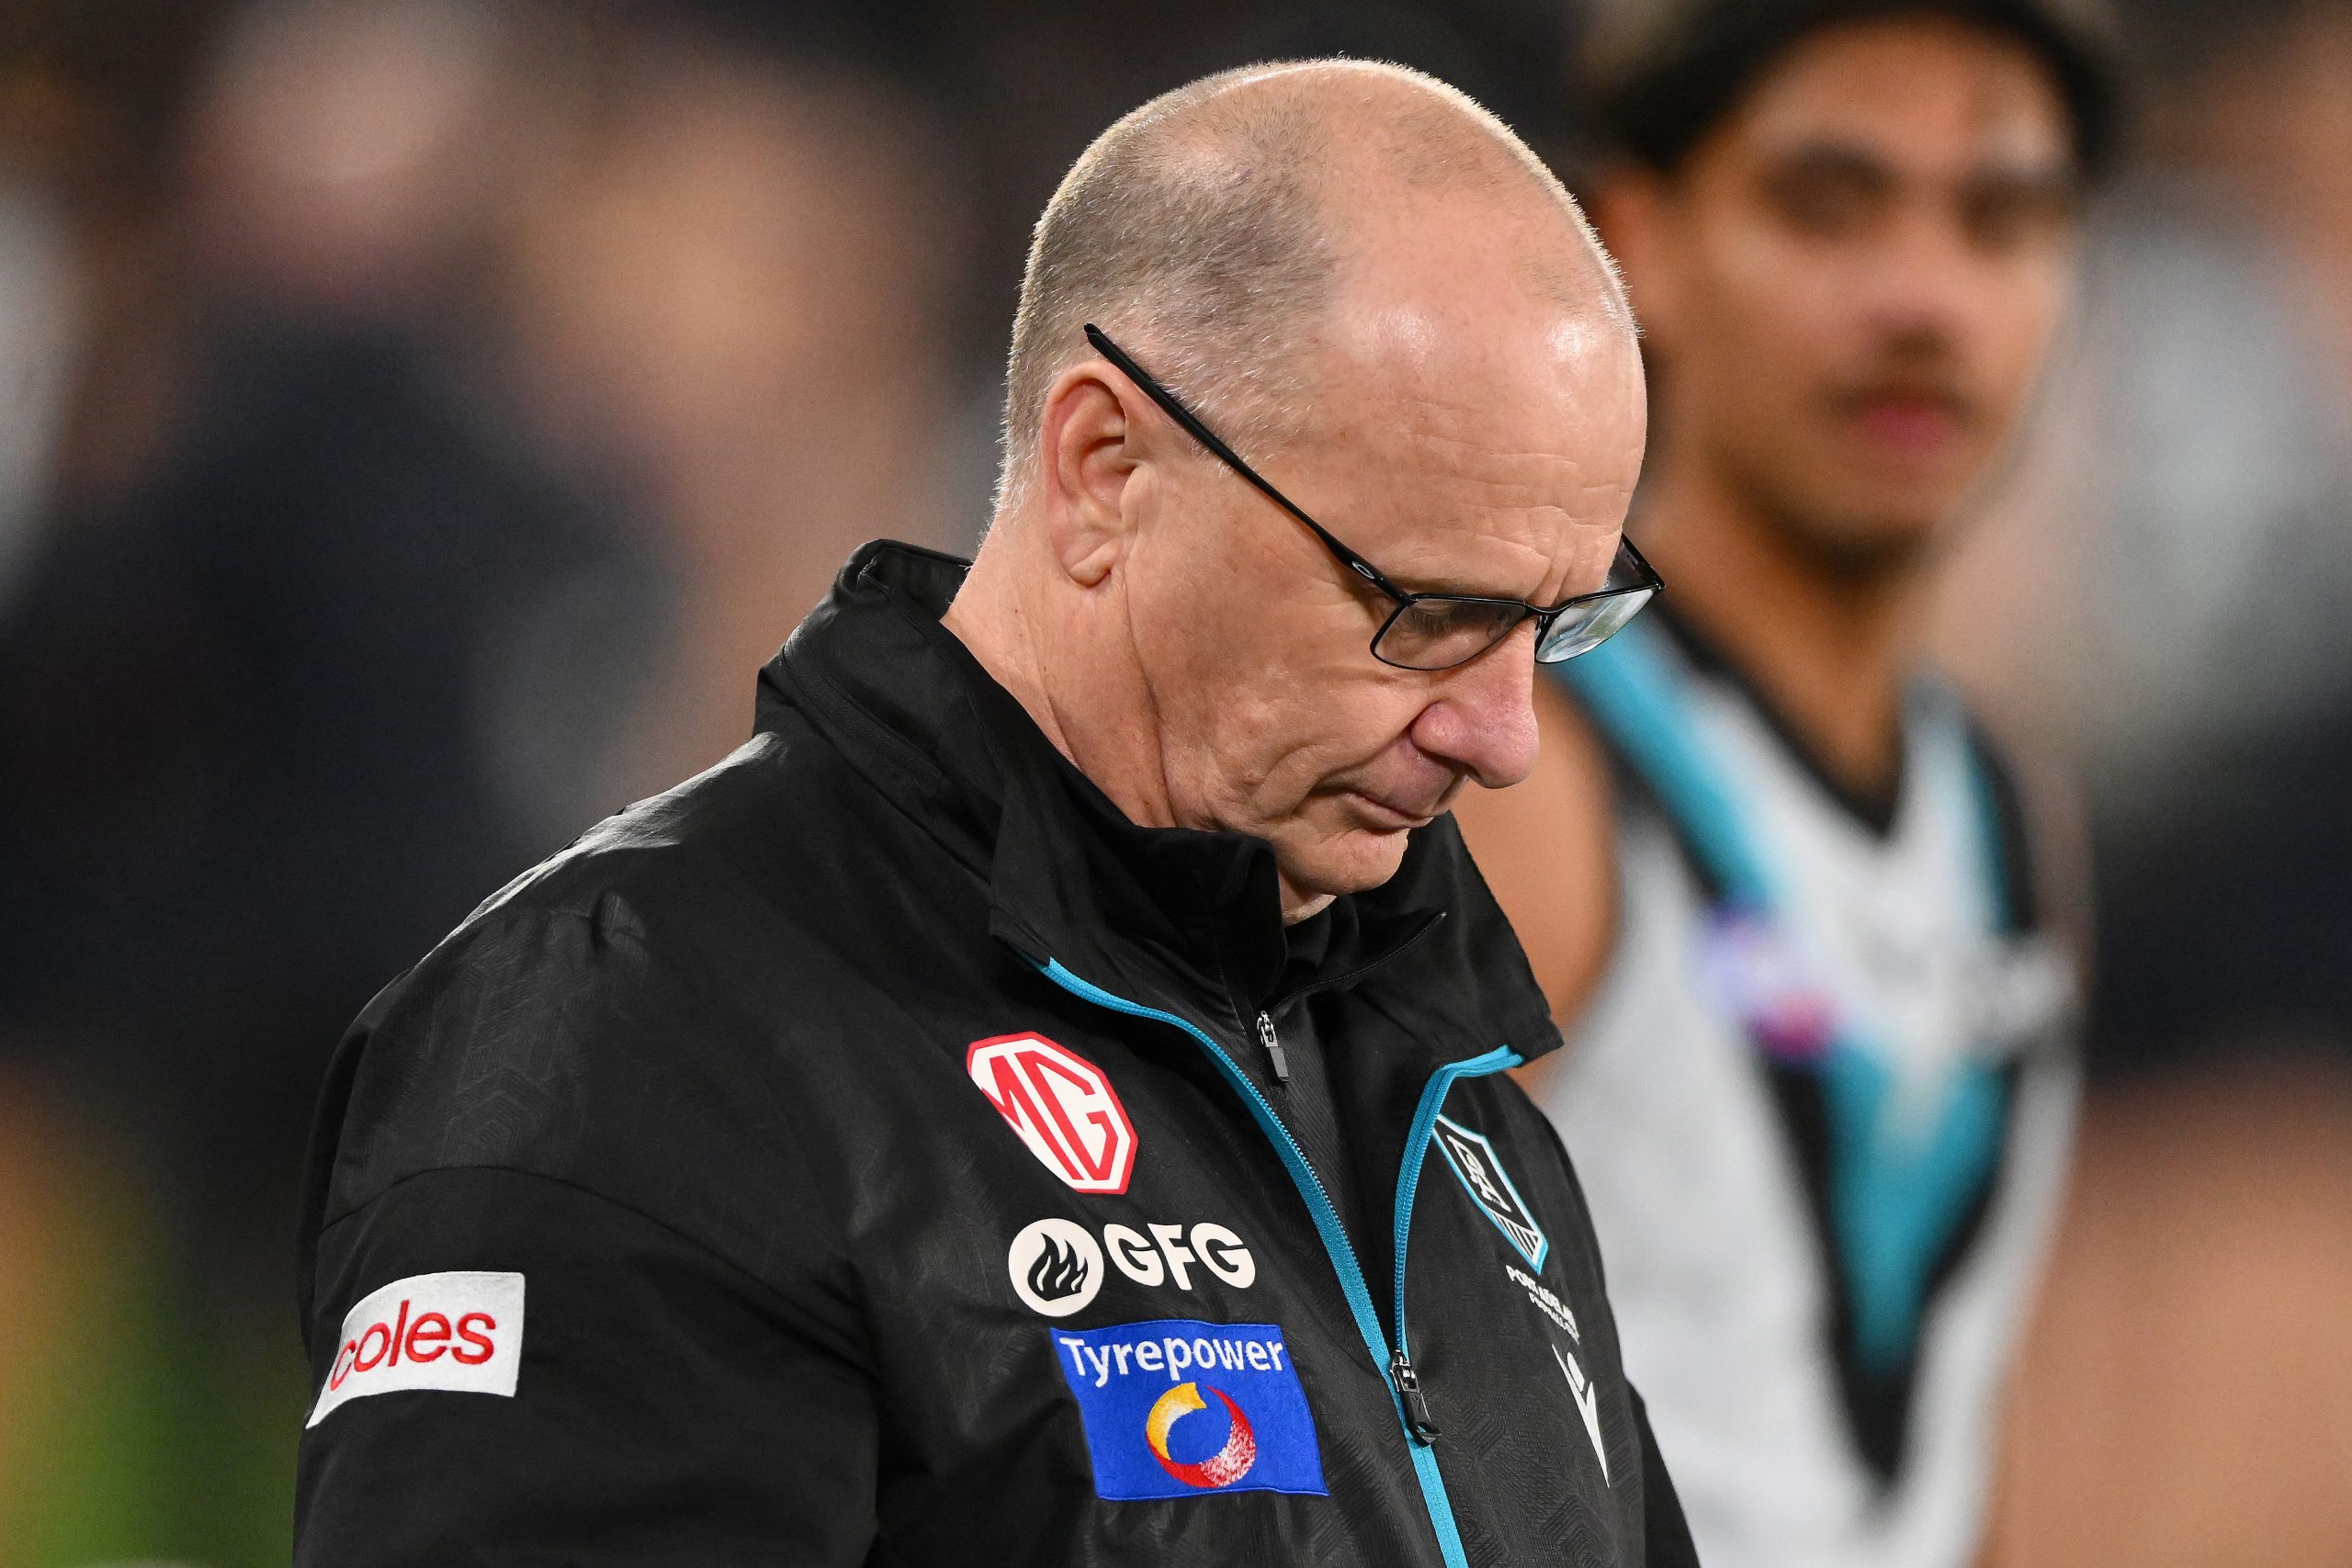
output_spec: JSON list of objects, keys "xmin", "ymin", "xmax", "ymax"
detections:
[{"xmin": 1535, "ymin": 616, "xmax": 2078, "ymax": 1568}]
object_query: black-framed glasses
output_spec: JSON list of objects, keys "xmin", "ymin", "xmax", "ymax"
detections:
[{"xmin": 1084, "ymin": 323, "xmax": 1661, "ymax": 672}]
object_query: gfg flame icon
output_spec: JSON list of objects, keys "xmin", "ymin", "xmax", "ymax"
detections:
[
  {"xmin": 1008, "ymin": 1218, "xmax": 1103, "ymax": 1317},
  {"xmin": 1028, "ymin": 1232, "xmax": 1091, "ymax": 1303}
]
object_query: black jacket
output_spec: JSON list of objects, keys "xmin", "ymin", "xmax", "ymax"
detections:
[{"xmin": 294, "ymin": 542, "xmax": 1699, "ymax": 1567}]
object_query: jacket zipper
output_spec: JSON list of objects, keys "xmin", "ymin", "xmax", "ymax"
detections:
[
  {"xmin": 1035, "ymin": 954, "xmax": 1515, "ymax": 1568},
  {"xmin": 1389, "ymin": 1044, "xmax": 1522, "ymax": 1449},
  {"xmin": 1252, "ymin": 912, "xmax": 1444, "ymax": 1090},
  {"xmin": 1255, "ymin": 1010, "xmax": 1291, "ymax": 1083}
]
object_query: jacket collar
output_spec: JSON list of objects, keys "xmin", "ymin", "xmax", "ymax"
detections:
[{"xmin": 760, "ymin": 541, "xmax": 1560, "ymax": 1062}]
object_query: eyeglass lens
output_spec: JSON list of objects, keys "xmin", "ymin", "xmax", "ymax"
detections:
[
  {"xmin": 1534, "ymin": 587, "xmax": 1653, "ymax": 663},
  {"xmin": 1370, "ymin": 539, "xmax": 1658, "ymax": 671},
  {"xmin": 1375, "ymin": 599, "xmax": 1531, "ymax": 671}
]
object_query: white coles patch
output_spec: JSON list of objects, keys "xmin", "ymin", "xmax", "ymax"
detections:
[{"xmin": 308, "ymin": 1270, "xmax": 526, "ymax": 1427}]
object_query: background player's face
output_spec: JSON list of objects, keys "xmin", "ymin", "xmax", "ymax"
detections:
[
  {"xmin": 1115, "ymin": 201, "xmax": 1646, "ymax": 909},
  {"xmin": 1602, "ymin": 17, "xmax": 2081, "ymax": 575}
]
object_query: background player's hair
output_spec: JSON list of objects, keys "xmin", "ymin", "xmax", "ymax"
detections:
[{"xmin": 1578, "ymin": 0, "xmax": 2126, "ymax": 180}]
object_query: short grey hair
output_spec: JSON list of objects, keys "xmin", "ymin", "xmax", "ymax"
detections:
[{"xmin": 994, "ymin": 59, "xmax": 1622, "ymax": 510}]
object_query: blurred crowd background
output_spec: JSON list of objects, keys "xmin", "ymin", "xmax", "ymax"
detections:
[{"xmin": 0, "ymin": 0, "xmax": 2346, "ymax": 1562}]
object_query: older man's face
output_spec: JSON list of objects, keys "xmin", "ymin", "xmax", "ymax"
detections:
[{"xmin": 1121, "ymin": 268, "xmax": 1647, "ymax": 910}]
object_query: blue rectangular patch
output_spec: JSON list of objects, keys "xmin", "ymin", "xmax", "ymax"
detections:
[{"xmin": 1050, "ymin": 1319, "xmax": 1328, "ymax": 1501}]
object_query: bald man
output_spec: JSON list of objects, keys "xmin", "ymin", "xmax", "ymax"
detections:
[{"xmin": 292, "ymin": 61, "xmax": 1697, "ymax": 1568}]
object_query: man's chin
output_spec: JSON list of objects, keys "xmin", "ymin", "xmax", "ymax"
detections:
[
  {"xmin": 1774, "ymin": 503, "xmax": 1948, "ymax": 584},
  {"xmin": 1274, "ymin": 825, "xmax": 1416, "ymax": 910}
]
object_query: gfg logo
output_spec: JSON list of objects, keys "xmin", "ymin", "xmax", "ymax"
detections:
[{"xmin": 1007, "ymin": 1218, "xmax": 1256, "ymax": 1317}]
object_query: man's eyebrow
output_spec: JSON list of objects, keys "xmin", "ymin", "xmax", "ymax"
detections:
[
  {"xmin": 1760, "ymin": 137, "xmax": 2079, "ymax": 205},
  {"xmin": 1758, "ymin": 139, "xmax": 1898, "ymax": 190},
  {"xmin": 1961, "ymin": 156, "xmax": 2083, "ymax": 206},
  {"xmin": 1377, "ymin": 559, "xmax": 1591, "ymax": 607},
  {"xmin": 1341, "ymin": 564, "xmax": 1496, "ymax": 602}
]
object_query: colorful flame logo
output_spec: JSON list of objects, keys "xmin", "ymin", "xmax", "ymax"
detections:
[{"xmin": 1143, "ymin": 1381, "xmax": 1258, "ymax": 1489}]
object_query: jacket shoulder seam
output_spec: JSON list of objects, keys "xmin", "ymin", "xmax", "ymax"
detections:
[{"xmin": 312, "ymin": 1160, "xmax": 834, "ymax": 1334}]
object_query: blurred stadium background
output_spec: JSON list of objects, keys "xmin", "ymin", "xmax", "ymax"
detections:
[{"xmin": 0, "ymin": 1, "xmax": 2346, "ymax": 1562}]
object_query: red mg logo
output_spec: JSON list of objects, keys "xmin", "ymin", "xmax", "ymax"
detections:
[{"xmin": 967, "ymin": 1033, "xmax": 1136, "ymax": 1194}]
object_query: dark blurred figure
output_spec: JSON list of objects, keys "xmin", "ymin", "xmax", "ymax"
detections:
[
  {"xmin": 2, "ymin": 0, "xmax": 634, "ymax": 1258},
  {"xmin": 0, "ymin": 2, "xmax": 256, "ymax": 1556},
  {"xmin": 490, "ymin": 12, "xmax": 965, "ymax": 811},
  {"xmin": 1938, "ymin": 0, "xmax": 2352, "ymax": 1066},
  {"xmin": 1985, "ymin": 1053, "xmax": 2352, "ymax": 1566},
  {"xmin": 2071, "ymin": 0, "xmax": 2352, "ymax": 1067}
]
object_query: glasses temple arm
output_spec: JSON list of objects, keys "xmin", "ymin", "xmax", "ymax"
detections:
[{"xmin": 1082, "ymin": 324, "xmax": 1402, "ymax": 597}]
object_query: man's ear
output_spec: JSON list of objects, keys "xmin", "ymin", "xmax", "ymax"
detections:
[
  {"xmin": 1035, "ymin": 363, "xmax": 1140, "ymax": 588},
  {"xmin": 1589, "ymin": 169, "xmax": 1686, "ymax": 352}
]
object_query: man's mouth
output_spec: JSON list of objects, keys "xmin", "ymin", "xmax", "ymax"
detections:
[
  {"xmin": 1831, "ymin": 384, "xmax": 1973, "ymax": 457},
  {"xmin": 1336, "ymin": 787, "xmax": 1445, "ymax": 831}
]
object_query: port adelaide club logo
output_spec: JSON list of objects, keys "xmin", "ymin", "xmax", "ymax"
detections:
[
  {"xmin": 1433, "ymin": 1112, "xmax": 1549, "ymax": 1270},
  {"xmin": 967, "ymin": 1033, "xmax": 1136, "ymax": 1194}
]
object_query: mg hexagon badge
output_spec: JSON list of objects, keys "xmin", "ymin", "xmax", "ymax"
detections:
[{"xmin": 967, "ymin": 1033, "xmax": 1137, "ymax": 1194}]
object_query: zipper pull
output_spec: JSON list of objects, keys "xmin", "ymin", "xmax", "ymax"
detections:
[
  {"xmin": 1390, "ymin": 1348, "xmax": 1441, "ymax": 1444},
  {"xmin": 1255, "ymin": 1010, "xmax": 1291, "ymax": 1083}
]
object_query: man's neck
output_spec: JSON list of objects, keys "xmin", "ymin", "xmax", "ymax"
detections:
[
  {"xmin": 1636, "ymin": 458, "xmax": 1924, "ymax": 808},
  {"xmin": 943, "ymin": 518, "xmax": 1179, "ymax": 830},
  {"xmin": 944, "ymin": 517, "xmax": 1332, "ymax": 924}
]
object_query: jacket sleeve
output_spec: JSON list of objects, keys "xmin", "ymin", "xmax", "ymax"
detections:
[
  {"xmin": 294, "ymin": 890, "xmax": 877, "ymax": 1565},
  {"xmin": 294, "ymin": 1163, "xmax": 878, "ymax": 1565},
  {"xmin": 1633, "ymin": 1385, "xmax": 1702, "ymax": 1567}
]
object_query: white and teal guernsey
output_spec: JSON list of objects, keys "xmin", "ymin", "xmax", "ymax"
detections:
[{"xmin": 1532, "ymin": 609, "xmax": 2078, "ymax": 1568}]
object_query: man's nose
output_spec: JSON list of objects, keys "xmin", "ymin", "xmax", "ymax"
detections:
[
  {"xmin": 1409, "ymin": 622, "xmax": 1544, "ymax": 790},
  {"xmin": 1860, "ymin": 206, "xmax": 1979, "ymax": 348}
]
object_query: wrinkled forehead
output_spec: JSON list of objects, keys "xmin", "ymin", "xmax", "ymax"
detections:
[{"xmin": 1295, "ymin": 292, "xmax": 1646, "ymax": 604}]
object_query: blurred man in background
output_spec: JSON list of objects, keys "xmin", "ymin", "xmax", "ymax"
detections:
[{"xmin": 1455, "ymin": 3, "xmax": 2116, "ymax": 1565}]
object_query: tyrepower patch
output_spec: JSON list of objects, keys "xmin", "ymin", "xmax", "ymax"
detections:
[
  {"xmin": 308, "ymin": 1270, "xmax": 525, "ymax": 1427},
  {"xmin": 1051, "ymin": 1319, "xmax": 1326, "ymax": 1500}
]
